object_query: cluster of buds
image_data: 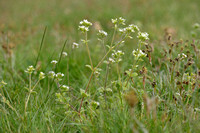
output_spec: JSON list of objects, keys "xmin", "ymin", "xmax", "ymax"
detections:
[
  {"xmin": 0, "ymin": 80, "xmax": 7, "ymax": 87},
  {"xmin": 55, "ymin": 92, "xmax": 65, "ymax": 103},
  {"xmin": 80, "ymin": 89, "xmax": 89, "ymax": 98},
  {"xmin": 79, "ymin": 19, "xmax": 92, "ymax": 33},
  {"xmin": 90, "ymin": 101, "xmax": 100, "ymax": 109},
  {"xmin": 94, "ymin": 68, "xmax": 102, "ymax": 78}
]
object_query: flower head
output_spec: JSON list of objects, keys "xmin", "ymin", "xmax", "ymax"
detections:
[
  {"xmin": 78, "ymin": 26, "xmax": 89, "ymax": 33},
  {"xmin": 55, "ymin": 72, "xmax": 64, "ymax": 81},
  {"xmin": 62, "ymin": 52, "xmax": 68, "ymax": 57},
  {"xmin": 51, "ymin": 60, "xmax": 58, "ymax": 65},
  {"xmin": 137, "ymin": 32, "xmax": 149, "ymax": 41},
  {"xmin": 72, "ymin": 42, "xmax": 79, "ymax": 49},
  {"xmin": 25, "ymin": 66, "xmax": 35, "ymax": 74},
  {"xmin": 79, "ymin": 19, "xmax": 92, "ymax": 33},
  {"xmin": 60, "ymin": 85, "xmax": 69, "ymax": 91},
  {"xmin": 80, "ymin": 19, "xmax": 92, "ymax": 27},
  {"xmin": 111, "ymin": 18, "xmax": 118, "ymax": 24},
  {"xmin": 118, "ymin": 17, "xmax": 126, "ymax": 25},
  {"xmin": 111, "ymin": 50, "xmax": 124, "ymax": 63},
  {"xmin": 97, "ymin": 30, "xmax": 108, "ymax": 40},
  {"xmin": 48, "ymin": 71, "xmax": 55, "ymax": 79},
  {"xmin": 39, "ymin": 72, "xmax": 45, "ymax": 80},
  {"xmin": 132, "ymin": 49, "xmax": 147, "ymax": 59},
  {"xmin": 178, "ymin": 53, "xmax": 187, "ymax": 59}
]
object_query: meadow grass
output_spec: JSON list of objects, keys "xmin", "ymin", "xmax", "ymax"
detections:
[{"xmin": 0, "ymin": 0, "xmax": 200, "ymax": 132}]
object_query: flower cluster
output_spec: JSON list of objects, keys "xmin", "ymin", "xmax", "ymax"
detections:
[
  {"xmin": 48, "ymin": 71, "xmax": 55, "ymax": 79},
  {"xmin": 119, "ymin": 24, "xmax": 137, "ymax": 35},
  {"xmin": 178, "ymin": 53, "xmax": 187, "ymax": 60},
  {"xmin": 90, "ymin": 101, "xmax": 100, "ymax": 109},
  {"xmin": 132, "ymin": 49, "xmax": 147, "ymax": 59},
  {"xmin": 60, "ymin": 85, "xmax": 69, "ymax": 91},
  {"xmin": 55, "ymin": 72, "xmax": 64, "ymax": 81},
  {"xmin": 111, "ymin": 17, "xmax": 126, "ymax": 25},
  {"xmin": 79, "ymin": 19, "xmax": 92, "ymax": 33},
  {"xmin": 97, "ymin": 30, "xmax": 108, "ymax": 40},
  {"xmin": 72, "ymin": 42, "xmax": 79, "ymax": 49},
  {"xmin": 80, "ymin": 89, "xmax": 89, "ymax": 98},
  {"xmin": 39, "ymin": 72, "xmax": 45, "ymax": 80},
  {"xmin": 25, "ymin": 66, "xmax": 35, "ymax": 74},
  {"xmin": 137, "ymin": 32, "xmax": 149, "ymax": 42}
]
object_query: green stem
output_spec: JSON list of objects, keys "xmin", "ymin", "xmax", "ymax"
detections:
[{"xmin": 85, "ymin": 32, "xmax": 93, "ymax": 69}]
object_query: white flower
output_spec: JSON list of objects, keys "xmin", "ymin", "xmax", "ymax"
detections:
[
  {"xmin": 62, "ymin": 52, "xmax": 68, "ymax": 57},
  {"xmin": 111, "ymin": 50, "xmax": 124, "ymax": 63},
  {"xmin": 60, "ymin": 85, "xmax": 69, "ymax": 91},
  {"xmin": 119, "ymin": 17, "xmax": 126, "ymax": 25},
  {"xmin": 80, "ymin": 19, "xmax": 92, "ymax": 27},
  {"xmin": 51, "ymin": 60, "xmax": 58, "ymax": 65},
  {"xmin": 129, "ymin": 24, "xmax": 140, "ymax": 32},
  {"xmin": 39, "ymin": 72, "xmax": 45, "ymax": 80},
  {"xmin": 132, "ymin": 49, "xmax": 147, "ymax": 59},
  {"xmin": 78, "ymin": 25, "xmax": 89, "ymax": 32},
  {"xmin": 72, "ymin": 42, "xmax": 79, "ymax": 49},
  {"xmin": 55, "ymin": 72, "xmax": 64, "ymax": 81},
  {"xmin": 25, "ymin": 65, "xmax": 35, "ymax": 74},
  {"xmin": 178, "ymin": 53, "xmax": 187, "ymax": 59},
  {"xmin": 111, "ymin": 18, "xmax": 118, "ymax": 24},
  {"xmin": 118, "ymin": 28, "xmax": 125, "ymax": 33},
  {"xmin": 48, "ymin": 71, "xmax": 55, "ymax": 79},
  {"xmin": 108, "ymin": 57, "xmax": 115, "ymax": 63},
  {"xmin": 137, "ymin": 32, "xmax": 149, "ymax": 41},
  {"xmin": 98, "ymin": 30, "xmax": 108, "ymax": 40}
]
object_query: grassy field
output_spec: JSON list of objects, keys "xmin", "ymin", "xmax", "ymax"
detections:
[{"xmin": 0, "ymin": 0, "xmax": 200, "ymax": 132}]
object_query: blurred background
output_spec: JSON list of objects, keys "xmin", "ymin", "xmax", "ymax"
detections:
[{"xmin": 0, "ymin": 0, "xmax": 199, "ymax": 69}]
